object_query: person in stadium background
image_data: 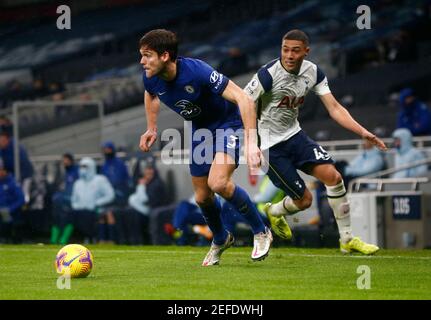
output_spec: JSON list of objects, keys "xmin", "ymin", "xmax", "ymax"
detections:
[
  {"xmin": 100, "ymin": 141, "xmax": 131, "ymax": 243},
  {"xmin": 244, "ymin": 29, "xmax": 387, "ymax": 255},
  {"xmin": 138, "ymin": 29, "xmax": 272, "ymax": 266},
  {"xmin": 0, "ymin": 159, "xmax": 25, "ymax": 243},
  {"xmin": 50, "ymin": 153, "xmax": 79, "ymax": 245},
  {"xmin": 70, "ymin": 157, "xmax": 115, "ymax": 243},
  {"xmin": 341, "ymin": 138, "xmax": 387, "ymax": 187},
  {"xmin": 0, "ymin": 131, "xmax": 34, "ymax": 204},
  {"xmin": 391, "ymin": 128, "xmax": 428, "ymax": 178},
  {"xmin": 396, "ymin": 88, "xmax": 431, "ymax": 136},
  {"xmin": 118, "ymin": 164, "xmax": 166, "ymax": 245}
]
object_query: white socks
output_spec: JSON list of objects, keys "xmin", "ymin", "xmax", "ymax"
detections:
[
  {"xmin": 268, "ymin": 181, "xmax": 353, "ymax": 244},
  {"xmin": 269, "ymin": 196, "xmax": 300, "ymax": 216},
  {"xmin": 326, "ymin": 181, "xmax": 352, "ymax": 244}
]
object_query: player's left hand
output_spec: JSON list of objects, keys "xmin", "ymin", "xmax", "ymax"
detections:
[{"xmin": 363, "ymin": 132, "xmax": 388, "ymax": 151}]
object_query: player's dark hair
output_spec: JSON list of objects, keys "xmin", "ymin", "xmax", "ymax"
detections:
[
  {"xmin": 283, "ymin": 29, "xmax": 310, "ymax": 46},
  {"xmin": 139, "ymin": 29, "xmax": 178, "ymax": 61}
]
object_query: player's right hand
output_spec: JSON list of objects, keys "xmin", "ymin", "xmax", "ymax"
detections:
[
  {"xmin": 363, "ymin": 132, "xmax": 387, "ymax": 151},
  {"xmin": 246, "ymin": 142, "xmax": 263, "ymax": 175},
  {"xmin": 139, "ymin": 129, "xmax": 157, "ymax": 152}
]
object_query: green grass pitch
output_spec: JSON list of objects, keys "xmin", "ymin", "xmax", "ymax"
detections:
[{"xmin": 0, "ymin": 244, "xmax": 430, "ymax": 300}]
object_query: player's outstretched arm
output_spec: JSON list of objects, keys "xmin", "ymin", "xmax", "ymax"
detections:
[
  {"xmin": 222, "ymin": 80, "xmax": 263, "ymax": 171},
  {"xmin": 139, "ymin": 91, "xmax": 160, "ymax": 152},
  {"xmin": 319, "ymin": 93, "xmax": 387, "ymax": 151}
]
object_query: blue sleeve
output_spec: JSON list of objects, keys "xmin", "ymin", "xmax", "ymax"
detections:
[
  {"xmin": 194, "ymin": 59, "xmax": 229, "ymax": 95},
  {"xmin": 316, "ymin": 66, "xmax": 326, "ymax": 85},
  {"xmin": 257, "ymin": 67, "xmax": 273, "ymax": 92}
]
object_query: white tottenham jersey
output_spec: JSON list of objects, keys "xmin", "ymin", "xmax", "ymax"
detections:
[{"xmin": 244, "ymin": 58, "xmax": 331, "ymax": 150}]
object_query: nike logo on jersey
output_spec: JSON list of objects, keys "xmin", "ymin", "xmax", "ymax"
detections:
[{"xmin": 158, "ymin": 91, "xmax": 166, "ymax": 96}]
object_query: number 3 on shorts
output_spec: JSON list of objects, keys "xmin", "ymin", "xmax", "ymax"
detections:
[{"xmin": 227, "ymin": 135, "xmax": 238, "ymax": 149}]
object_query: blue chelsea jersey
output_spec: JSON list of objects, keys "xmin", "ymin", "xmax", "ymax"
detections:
[{"xmin": 142, "ymin": 57, "xmax": 242, "ymax": 131}]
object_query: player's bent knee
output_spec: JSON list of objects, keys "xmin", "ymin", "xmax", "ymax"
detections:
[
  {"xmin": 323, "ymin": 170, "xmax": 343, "ymax": 186},
  {"xmin": 194, "ymin": 192, "xmax": 214, "ymax": 207},
  {"xmin": 207, "ymin": 177, "xmax": 230, "ymax": 197}
]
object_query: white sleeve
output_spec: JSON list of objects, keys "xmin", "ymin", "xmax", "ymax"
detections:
[
  {"xmin": 244, "ymin": 74, "xmax": 266, "ymax": 102},
  {"xmin": 313, "ymin": 76, "xmax": 331, "ymax": 96}
]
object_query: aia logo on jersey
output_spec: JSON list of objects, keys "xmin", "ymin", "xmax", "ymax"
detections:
[
  {"xmin": 277, "ymin": 96, "xmax": 305, "ymax": 109},
  {"xmin": 175, "ymin": 100, "xmax": 201, "ymax": 119}
]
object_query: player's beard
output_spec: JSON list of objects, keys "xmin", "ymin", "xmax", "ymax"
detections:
[{"xmin": 145, "ymin": 62, "xmax": 163, "ymax": 78}]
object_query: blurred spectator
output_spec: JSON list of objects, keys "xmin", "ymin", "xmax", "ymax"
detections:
[
  {"xmin": 166, "ymin": 195, "xmax": 213, "ymax": 246},
  {"xmin": 0, "ymin": 116, "xmax": 13, "ymax": 136},
  {"xmin": 47, "ymin": 81, "xmax": 63, "ymax": 95},
  {"xmin": 71, "ymin": 157, "xmax": 115, "ymax": 243},
  {"xmin": 218, "ymin": 47, "xmax": 249, "ymax": 77},
  {"xmin": 31, "ymin": 79, "xmax": 48, "ymax": 98},
  {"xmin": 343, "ymin": 139, "xmax": 386, "ymax": 182},
  {"xmin": 396, "ymin": 88, "xmax": 431, "ymax": 136},
  {"xmin": 100, "ymin": 141, "xmax": 131, "ymax": 243},
  {"xmin": 101, "ymin": 141, "xmax": 131, "ymax": 206},
  {"xmin": 0, "ymin": 159, "xmax": 25, "ymax": 243},
  {"xmin": 391, "ymin": 128, "xmax": 428, "ymax": 178},
  {"xmin": 0, "ymin": 131, "xmax": 34, "ymax": 203},
  {"xmin": 115, "ymin": 174, "xmax": 152, "ymax": 245},
  {"xmin": 141, "ymin": 165, "xmax": 167, "ymax": 209},
  {"xmin": 50, "ymin": 153, "xmax": 79, "ymax": 244}
]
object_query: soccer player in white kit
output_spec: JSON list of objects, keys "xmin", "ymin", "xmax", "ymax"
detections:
[{"xmin": 244, "ymin": 30, "xmax": 387, "ymax": 254}]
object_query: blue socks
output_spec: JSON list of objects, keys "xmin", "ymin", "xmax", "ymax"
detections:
[
  {"xmin": 199, "ymin": 196, "xmax": 228, "ymax": 245},
  {"xmin": 227, "ymin": 185, "xmax": 266, "ymax": 234}
]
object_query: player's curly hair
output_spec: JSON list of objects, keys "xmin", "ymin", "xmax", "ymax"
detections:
[
  {"xmin": 139, "ymin": 29, "xmax": 178, "ymax": 61},
  {"xmin": 283, "ymin": 29, "xmax": 309, "ymax": 46}
]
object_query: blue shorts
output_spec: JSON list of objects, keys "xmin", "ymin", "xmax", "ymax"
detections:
[
  {"xmin": 189, "ymin": 125, "xmax": 241, "ymax": 177},
  {"xmin": 266, "ymin": 130, "xmax": 334, "ymax": 200}
]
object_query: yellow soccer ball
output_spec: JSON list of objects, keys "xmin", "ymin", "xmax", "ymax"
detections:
[{"xmin": 55, "ymin": 244, "xmax": 93, "ymax": 278}]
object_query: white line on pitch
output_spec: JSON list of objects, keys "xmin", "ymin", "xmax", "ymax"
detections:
[{"xmin": 1, "ymin": 247, "xmax": 431, "ymax": 260}]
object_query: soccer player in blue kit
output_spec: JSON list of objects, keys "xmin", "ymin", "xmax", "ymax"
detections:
[{"xmin": 138, "ymin": 29, "xmax": 272, "ymax": 266}]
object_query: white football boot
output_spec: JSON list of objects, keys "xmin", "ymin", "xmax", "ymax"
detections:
[
  {"xmin": 202, "ymin": 232, "xmax": 234, "ymax": 266},
  {"xmin": 251, "ymin": 227, "xmax": 273, "ymax": 261}
]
